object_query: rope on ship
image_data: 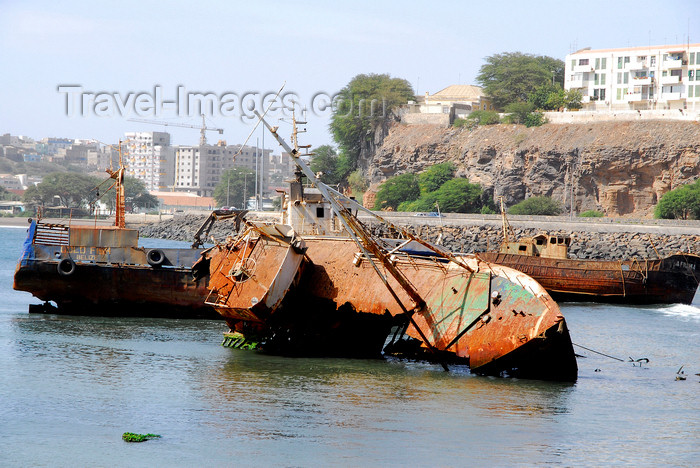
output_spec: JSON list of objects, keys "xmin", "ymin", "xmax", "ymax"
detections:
[
  {"xmin": 617, "ymin": 261, "xmax": 627, "ymax": 297},
  {"xmin": 680, "ymin": 252, "xmax": 699, "ymax": 284},
  {"xmin": 647, "ymin": 234, "xmax": 661, "ymax": 259}
]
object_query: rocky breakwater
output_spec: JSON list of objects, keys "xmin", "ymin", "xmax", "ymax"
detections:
[
  {"xmin": 370, "ymin": 223, "xmax": 700, "ymax": 260},
  {"xmin": 133, "ymin": 212, "xmax": 280, "ymax": 244},
  {"xmin": 363, "ymin": 120, "xmax": 700, "ymax": 218},
  {"xmin": 134, "ymin": 214, "xmax": 700, "ymax": 261}
]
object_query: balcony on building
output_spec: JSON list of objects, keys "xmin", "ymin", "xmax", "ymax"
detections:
[
  {"xmin": 631, "ymin": 76, "xmax": 652, "ymax": 86},
  {"xmin": 662, "ymin": 58, "xmax": 683, "ymax": 69},
  {"xmin": 662, "ymin": 53, "xmax": 685, "ymax": 69},
  {"xmin": 568, "ymin": 78, "xmax": 585, "ymax": 88},
  {"xmin": 627, "ymin": 60, "xmax": 648, "ymax": 71},
  {"xmin": 661, "ymin": 91, "xmax": 682, "ymax": 100},
  {"xmin": 626, "ymin": 91, "xmax": 651, "ymax": 102},
  {"xmin": 573, "ymin": 64, "xmax": 594, "ymax": 73},
  {"xmin": 660, "ymin": 75, "xmax": 680, "ymax": 85}
]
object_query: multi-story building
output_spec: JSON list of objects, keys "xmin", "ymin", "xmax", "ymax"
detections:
[
  {"xmin": 173, "ymin": 142, "xmax": 271, "ymax": 198},
  {"xmin": 124, "ymin": 131, "xmax": 174, "ymax": 191},
  {"xmin": 565, "ymin": 43, "xmax": 700, "ymax": 111},
  {"xmin": 86, "ymin": 145, "xmax": 120, "ymax": 170},
  {"xmin": 268, "ymin": 152, "xmax": 296, "ymax": 191}
]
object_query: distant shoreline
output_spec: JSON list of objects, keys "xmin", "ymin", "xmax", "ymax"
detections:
[
  {"xmin": 0, "ymin": 217, "xmax": 34, "ymax": 227},
  {"xmin": 0, "ymin": 216, "xmax": 116, "ymax": 227}
]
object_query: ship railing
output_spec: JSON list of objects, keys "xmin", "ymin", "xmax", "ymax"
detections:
[{"xmin": 34, "ymin": 223, "xmax": 70, "ymax": 246}]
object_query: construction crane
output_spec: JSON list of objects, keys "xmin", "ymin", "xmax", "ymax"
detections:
[{"xmin": 127, "ymin": 114, "xmax": 224, "ymax": 146}]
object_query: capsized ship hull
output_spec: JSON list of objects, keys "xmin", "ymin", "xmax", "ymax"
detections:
[
  {"xmin": 476, "ymin": 251, "xmax": 700, "ymax": 304},
  {"xmin": 206, "ymin": 230, "xmax": 578, "ymax": 381},
  {"xmin": 13, "ymin": 220, "xmax": 216, "ymax": 318}
]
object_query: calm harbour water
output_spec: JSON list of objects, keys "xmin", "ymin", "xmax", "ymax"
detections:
[{"xmin": 1, "ymin": 226, "xmax": 699, "ymax": 467}]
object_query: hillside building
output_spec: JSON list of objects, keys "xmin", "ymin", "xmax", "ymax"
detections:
[
  {"xmin": 402, "ymin": 84, "xmax": 494, "ymax": 125},
  {"xmin": 173, "ymin": 142, "xmax": 271, "ymax": 199},
  {"xmin": 124, "ymin": 131, "xmax": 175, "ymax": 191},
  {"xmin": 564, "ymin": 43, "xmax": 700, "ymax": 111}
]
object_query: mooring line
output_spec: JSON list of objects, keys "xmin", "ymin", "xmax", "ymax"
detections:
[{"xmin": 572, "ymin": 342, "xmax": 624, "ymax": 362}]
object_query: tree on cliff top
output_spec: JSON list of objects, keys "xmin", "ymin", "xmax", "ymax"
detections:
[
  {"xmin": 476, "ymin": 52, "xmax": 564, "ymax": 110},
  {"xmin": 654, "ymin": 180, "xmax": 700, "ymax": 220},
  {"xmin": 529, "ymin": 83, "xmax": 583, "ymax": 111},
  {"xmin": 330, "ymin": 74, "xmax": 414, "ymax": 180}
]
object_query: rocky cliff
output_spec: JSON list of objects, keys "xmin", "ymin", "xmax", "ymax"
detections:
[{"xmin": 363, "ymin": 120, "xmax": 700, "ymax": 218}]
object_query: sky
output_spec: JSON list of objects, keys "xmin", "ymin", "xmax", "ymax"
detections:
[{"xmin": 1, "ymin": 0, "xmax": 698, "ymax": 152}]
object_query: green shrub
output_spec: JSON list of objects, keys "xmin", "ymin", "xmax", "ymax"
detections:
[
  {"xmin": 418, "ymin": 162, "xmax": 455, "ymax": 193},
  {"xmin": 509, "ymin": 196, "xmax": 562, "ymax": 215},
  {"xmin": 654, "ymin": 180, "xmax": 700, "ymax": 219},
  {"xmin": 579, "ymin": 210, "xmax": 604, "ymax": 218},
  {"xmin": 502, "ymin": 102, "xmax": 546, "ymax": 127},
  {"xmin": 467, "ymin": 110, "xmax": 501, "ymax": 125},
  {"xmin": 373, "ymin": 173, "xmax": 420, "ymax": 210},
  {"xmin": 523, "ymin": 111, "xmax": 546, "ymax": 127}
]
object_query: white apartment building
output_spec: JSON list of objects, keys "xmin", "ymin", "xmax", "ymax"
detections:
[
  {"xmin": 565, "ymin": 43, "xmax": 700, "ymax": 111},
  {"xmin": 124, "ymin": 131, "xmax": 175, "ymax": 191},
  {"xmin": 269, "ymin": 152, "xmax": 296, "ymax": 190},
  {"xmin": 174, "ymin": 143, "xmax": 271, "ymax": 198}
]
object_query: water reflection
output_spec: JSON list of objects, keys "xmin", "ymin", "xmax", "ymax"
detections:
[
  {"xmin": 3, "ymin": 299, "xmax": 699, "ymax": 466},
  {"xmin": 194, "ymin": 347, "xmax": 576, "ymax": 453}
]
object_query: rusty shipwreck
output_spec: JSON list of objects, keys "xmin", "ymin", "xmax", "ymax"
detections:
[
  {"xmin": 477, "ymin": 205, "xmax": 700, "ymax": 304},
  {"xmin": 13, "ymin": 145, "xmax": 242, "ymax": 318},
  {"xmin": 197, "ymin": 114, "xmax": 578, "ymax": 381}
]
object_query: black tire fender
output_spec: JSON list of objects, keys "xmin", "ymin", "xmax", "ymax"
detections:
[
  {"xmin": 147, "ymin": 249, "xmax": 165, "ymax": 267},
  {"xmin": 57, "ymin": 258, "xmax": 76, "ymax": 276}
]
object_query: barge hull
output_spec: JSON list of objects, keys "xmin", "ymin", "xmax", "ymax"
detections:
[{"xmin": 477, "ymin": 252, "xmax": 700, "ymax": 304}]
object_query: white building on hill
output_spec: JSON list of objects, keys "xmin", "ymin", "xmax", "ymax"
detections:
[{"xmin": 565, "ymin": 43, "xmax": 700, "ymax": 112}]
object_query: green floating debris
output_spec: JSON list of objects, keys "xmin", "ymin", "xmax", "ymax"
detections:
[
  {"xmin": 122, "ymin": 432, "xmax": 161, "ymax": 443},
  {"xmin": 222, "ymin": 332, "xmax": 259, "ymax": 350}
]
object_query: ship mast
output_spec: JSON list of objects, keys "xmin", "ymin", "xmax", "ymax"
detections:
[
  {"xmin": 499, "ymin": 196, "xmax": 515, "ymax": 246},
  {"xmin": 255, "ymin": 111, "xmax": 458, "ymax": 367},
  {"xmin": 105, "ymin": 141, "xmax": 126, "ymax": 228}
]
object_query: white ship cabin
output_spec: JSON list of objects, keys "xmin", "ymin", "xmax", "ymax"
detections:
[
  {"xmin": 279, "ymin": 176, "xmax": 355, "ymax": 237},
  {"xmin": 500, "ymin": 233, "xmax": 571, "ymax": 259}
]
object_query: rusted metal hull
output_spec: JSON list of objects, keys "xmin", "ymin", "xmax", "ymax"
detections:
[
  {"xmin": 204, "ymin": 227, "xmax": 306, "ymax": 324},
  {"xmin": 208, "ymin": 234, "xmax": 578, "ymax": 381},
  {"xmin": 476, "ymin": 252, "xmax": 700, "ymax": 304},
  {"xmin": 13, "ymin": 222, "xmax": 217, "ymax": 318}
]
